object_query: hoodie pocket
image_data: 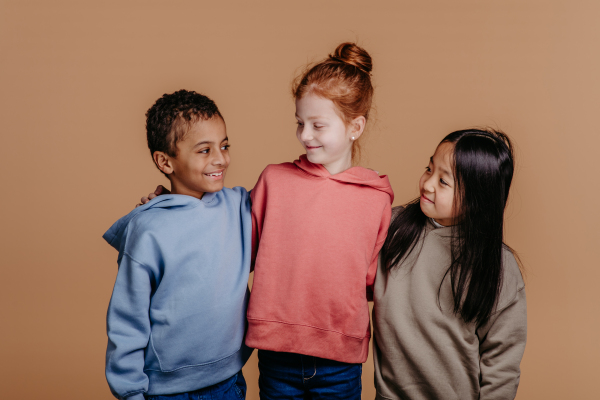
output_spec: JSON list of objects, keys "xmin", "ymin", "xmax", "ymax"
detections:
[{"xmin": 144, "ymin": 319, "xmax": 244, "ymax": 372}]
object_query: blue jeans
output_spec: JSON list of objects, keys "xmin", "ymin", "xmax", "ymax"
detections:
[
  {"xmin": 145, "ymin": 371, "xmax": 246, "ymax": 400},
  {"xmin": 258, "ymin": 350, "xmax": 362, "ymax": 400}
]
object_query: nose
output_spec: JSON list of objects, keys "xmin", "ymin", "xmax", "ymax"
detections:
[
  {"xmin": 422, "ymin": 175, "xmax": 435, "ymax": 193},
  {"xmin": 212, "ymin": 148, "xmax": 228, "ymax": 167},
  {"xmin": 298, "ymin": 126, "xmax": 313, "ymax": 142}
]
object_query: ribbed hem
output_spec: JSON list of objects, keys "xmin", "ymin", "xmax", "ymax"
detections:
[
  {"xmin": 124, "ymin": 394, "xmax": 145, "ymax": 400},
  {"xmin": 246, "ymin": 319, "xmax": 369, "ymax": 363},
  {"xmin": 145, "ymin": 345, "xmax": 252, "ymax": 396}
]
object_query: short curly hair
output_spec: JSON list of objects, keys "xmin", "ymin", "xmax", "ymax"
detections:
[{"xmin": 146, "ymin": 90, "xmax": 223, "ymax": 159}]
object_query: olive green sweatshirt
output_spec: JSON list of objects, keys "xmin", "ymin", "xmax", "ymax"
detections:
[{"xmin": 373, "ymin": 212, "xmax": 527, "ymax": 400}]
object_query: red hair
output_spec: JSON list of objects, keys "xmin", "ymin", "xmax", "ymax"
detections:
[{"xmin": 292, "ymin": 43, "xmax": 374, "ymax": 163}]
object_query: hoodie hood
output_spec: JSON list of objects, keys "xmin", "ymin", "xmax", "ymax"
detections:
[
  {"xmin": 293, "ymin": 154, "xmax": 394, "ymax": 202},
  {"xmin": 103, "ymin": 193, "xmax": 215, "ymax": 252}
]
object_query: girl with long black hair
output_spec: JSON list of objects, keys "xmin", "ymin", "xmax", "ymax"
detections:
[{"xmin": 373, "ymin": 129, "xmax": 527, "ymax": 400}]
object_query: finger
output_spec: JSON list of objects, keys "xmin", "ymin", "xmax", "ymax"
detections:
[
  {"xmin": 135, "ymin": 203, "xmax": 142, "ymax": 208},
  {"xmin": 148, "ymin": 193, "xmax": 157, "ymax": 200},
  {"xmin": 155, "ymin": 185, "xmax": 164, "ymax": 195},
  {"xmin": 141, "ymin": 196, "xmax": 149, "ymax": 204}
]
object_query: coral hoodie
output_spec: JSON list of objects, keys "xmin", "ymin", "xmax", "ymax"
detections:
[{"xmin": 246, "ymin": 155, "xmax": 394, "ymax": 363}]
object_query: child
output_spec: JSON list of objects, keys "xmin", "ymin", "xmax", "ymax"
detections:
[
  {"xmin": 374, "ymin": 129, "xmax": 527, "ymax": 400},
  {"xmin": 247, "ymin": 43, "xmax": 394, "ymax": 399},
  {"xmin": 103, "ymin": 90, "xmax": 252, "ymax": 400}
]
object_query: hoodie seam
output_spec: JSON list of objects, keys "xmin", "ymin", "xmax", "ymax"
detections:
[
  {"xmin": 247, "ymin": 317, "xmax": 369, "ymax": 340},
  {"xmin": 121, "ymin": 389, "xmax": 145, "ymax": 399},
  {"xmin": 121, "ymin": 251, "xmax": 154, "ymax": 272},
  {"xmin": 144, "ymin": 345, "xmax": 245, "ymax": 372},
  {"xmin": 148, "ymin": 333, "xmax": 163, "ymax": 371},
  {"xmin": 125, "ymin": 201, "xmax": 202, "ymax": 239},
  {"xmin": 293, "ymin": 165, "xmax": 327, "ymax": 180}
]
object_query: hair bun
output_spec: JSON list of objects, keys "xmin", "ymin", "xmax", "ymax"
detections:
[{"xmin": 330, "ymin": 42, "xmax": 373, "ymax": 75}]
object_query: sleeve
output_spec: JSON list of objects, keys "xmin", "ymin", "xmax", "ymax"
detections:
[
  {"xmin": 366, "ymin": 200, "xmax": 392, "ymax": 301},
  {"xmin": 105, "ymin": 252, "xmax": 155, "ymax": 400},
  {"xmin": 249, "ymin": 169, "xmax": 268, "ymax": 272},
  {"xmin": 476, "ymin": 286, "xmax": 527, "ymax": 400}
]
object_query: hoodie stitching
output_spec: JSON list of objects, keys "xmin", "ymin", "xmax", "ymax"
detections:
[
  {"xmin": 144, "ymin": 345, "xmax": 245, "ymax": 372},
  {"xmin": 121, "ymin": 252, "xmax": 155, "ymax": 271},
  {"xmin": 294, "ymin": 165, "xmax": 327, "ymax": 180},
  {"xmin": 148, "ymin": 333, "xmax": 163, "ymax": 371},
  {"xmin": 247, "ymin": 317, "xmax": 369, "ymax": 340}
]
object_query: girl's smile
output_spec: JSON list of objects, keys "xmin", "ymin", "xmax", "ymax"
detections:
[{"xmin": 420, "ymin": 194, "xmax": 434, "ymax": 204}]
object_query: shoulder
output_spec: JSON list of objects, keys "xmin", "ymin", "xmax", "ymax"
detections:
[
  {"xmin": 502, "ymin": 247, "xmax": 525, "ymax": 288},
  {"xmin": 254, "ymin": 163, "xmax": 299, "ymax": 189},
  {"xmin": 221, "ymin": 186, "xmax": 249, "ymax": 200},
  {"xmin": 221, "ymin": 187, "xmax": 252, "ymax": 213},
  {"xmin": 260, "ymin": 162, "xmax": 296, "ymax": 178},
  {"xmin": 126, "ymin": 207, "xmax": 172, "ymax": 237},
  {"xmin": 496, "ymin": 246, "xmax": 526, "ymax": 311}
]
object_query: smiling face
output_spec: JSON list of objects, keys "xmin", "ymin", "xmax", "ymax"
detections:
[
  {"xmin": 419, "ymin": 141, "xmax": 456, "ymax": 226},
  {"xmin": 153, "ymin": 116, "xmax": 230, "ymax": 199},
  {"xmin": 295, "ymin": 93, "xmax": 363, "ymax": 175}
]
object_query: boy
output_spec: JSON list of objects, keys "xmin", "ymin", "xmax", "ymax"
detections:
[{"xmin": 103, "ymin": 90, "xmax": 252, "ymax": 400}]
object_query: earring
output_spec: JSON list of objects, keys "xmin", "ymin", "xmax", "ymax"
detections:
[{"xmin": 351, "ymin": 137, "xmax": 355, "ymax": 140}]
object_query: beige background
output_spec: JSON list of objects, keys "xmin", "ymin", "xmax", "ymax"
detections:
[{"xmin": 1, "ymin": 1, "xmax": 598, "ymax": 399}]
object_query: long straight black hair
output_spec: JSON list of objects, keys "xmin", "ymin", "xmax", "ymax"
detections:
[{"xmin": 380, "ymin": 128, "xmax": 517, "ymax": 326}]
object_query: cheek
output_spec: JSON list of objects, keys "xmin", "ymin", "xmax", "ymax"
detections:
[
  {"xmin": 296, "ymin": 127, "xmax": 305, "ymax": 142},
  {"xmin": 418, "ymin": 174, "xmax": 426, "ymax": 190},
  {"xmin": 442, "ymin": 193, "xmax": 454, "ymax": 213}
]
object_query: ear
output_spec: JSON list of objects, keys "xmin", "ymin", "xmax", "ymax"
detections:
[
  {"xmin": 349, "ymin": 116, "xmax": 366, "ymax": 140},
  {"xmin": 153, "ymin": 151, "xmax": 174, "ymax": 175}
]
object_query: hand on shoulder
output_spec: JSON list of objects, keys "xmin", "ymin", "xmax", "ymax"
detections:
[{"xmin": 136, "ymin": 185, "xmax": 170, "ymax": 207}]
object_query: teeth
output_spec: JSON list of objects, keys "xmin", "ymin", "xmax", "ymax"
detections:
[{"xmin": 206, "ymin": 172, "xmax": 222, "ymax": 177}]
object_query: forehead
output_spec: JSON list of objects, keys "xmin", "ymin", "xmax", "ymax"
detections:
[
  {"xmin": 181, "ymin": 116, "xmax": 227, "ymax": 143},
  {"xmin": 432, "ymin": 142, "xmax": 454, "ymax": 172},
  {"xmin": 295, "ymin": 93, "xmax": 340, "ymax": 119}
]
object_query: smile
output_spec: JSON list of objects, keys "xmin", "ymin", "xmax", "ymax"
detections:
[
  {"xmin": 420, "ymin": 194, "xmax": 434, "ymax": 204},
  {"xmin": 205, "ymin": 171, "xmax": 223, "ymax": 178}
]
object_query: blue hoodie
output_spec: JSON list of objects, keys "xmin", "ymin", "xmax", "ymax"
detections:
[{"xmin": 103, "ymin": 188, "xmax": 253, "ymax": 400}]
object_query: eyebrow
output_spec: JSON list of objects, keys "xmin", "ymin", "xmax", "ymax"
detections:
[
  {"xmin": 192, "ymin": 136, "xmax": 228, "ymax": 148},
  {"xmin": 295, "ymin": 113, "xmax": 327, "ymax": 121}
]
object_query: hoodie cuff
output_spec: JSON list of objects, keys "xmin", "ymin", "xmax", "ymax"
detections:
[{"xmin": 124, "ymin": 393, "xmax": 145, "ymax": 400}]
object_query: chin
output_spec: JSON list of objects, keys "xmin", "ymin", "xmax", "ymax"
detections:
[
  {"xmin": 419, "ymin": 204, "xmax": 432, "ymax": 219},
  {"xmin": 305, "ymin": 153, "xmax": 326, "ymax": 165}
]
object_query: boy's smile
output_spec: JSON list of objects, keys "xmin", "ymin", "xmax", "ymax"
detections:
[{"xmin": 155, "ymin": 116, "xmax": 230, "ymax": 199}]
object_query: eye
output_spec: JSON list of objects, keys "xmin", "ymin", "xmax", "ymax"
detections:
[
  {"xmin": 296, "ymin": 121, "xmax": 304, "ymax": 127},
  {"xmin": 221, "ymin": 144, "xmax": 230, "ymax": 151},
  {"xmin": 198, "ymin": 148, "xmax": 209, "ymax": 154},
  {"xmin": 425, "ymin": 166, "xmax": 431, "ymax": 172},
  {"xmin": 314, "ymin": 124, "xmax": 324, "ymax": 129},
  {"xmin": 440, "ymin": 179, "xmax": 448, "ymax": 186}
]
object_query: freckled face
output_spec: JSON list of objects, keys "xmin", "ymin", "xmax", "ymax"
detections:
[
  {"xmin": 295, "ymin": 93, "xmax": 355, "ymax": 175},
  {"xmin": 419, "ymin": 142, "xmax": 456, "ymax": 226},
  {"xmin": 168, "ymin": 117, "xmax": 230, "ymax": 199}
]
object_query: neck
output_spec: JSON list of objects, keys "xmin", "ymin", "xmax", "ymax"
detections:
[
  {"xmin": 322, "ymin": 155, "xmax": 353, "ymax": 175},
  {"xmin": 169, "ymin": 181, "xmax": 204, "ymax": 199}
]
